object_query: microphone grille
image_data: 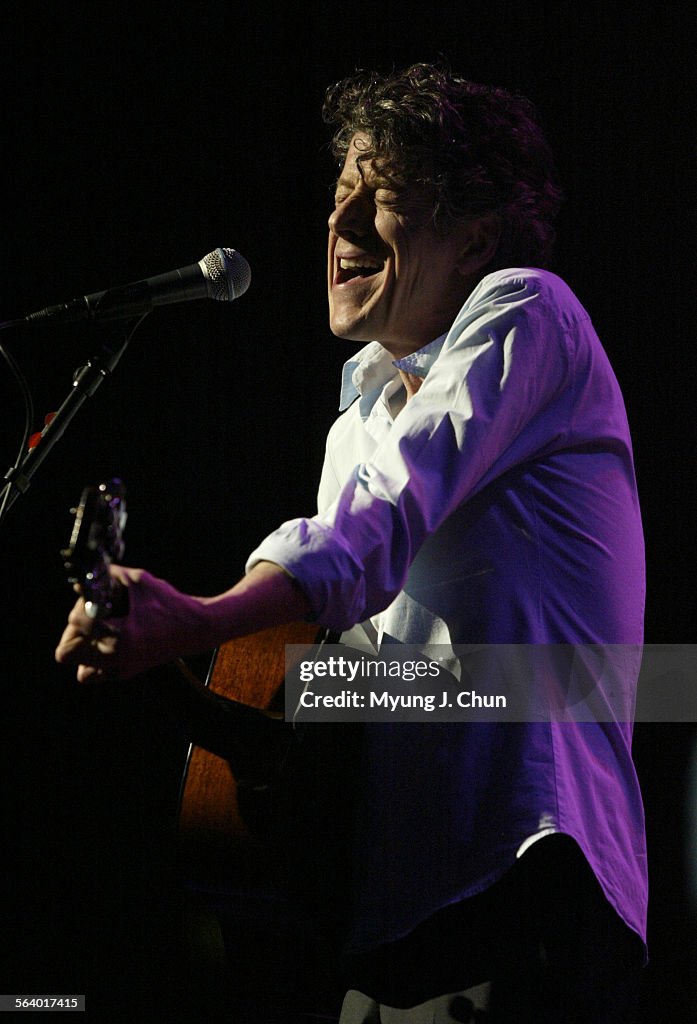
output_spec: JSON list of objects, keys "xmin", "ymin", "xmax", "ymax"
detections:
[{"xmin": 200, "ymin": 247, "xmax": 252, "ymax": 301}]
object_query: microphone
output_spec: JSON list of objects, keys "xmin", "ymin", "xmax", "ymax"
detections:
[{"xmin": 25, "ymin": 247, "xmax": 252, "ymax": 324}]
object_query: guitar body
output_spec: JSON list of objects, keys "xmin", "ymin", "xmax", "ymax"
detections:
[{"xmin": 177, "ymin": 621, "xmax": 320, "ymax": 893}]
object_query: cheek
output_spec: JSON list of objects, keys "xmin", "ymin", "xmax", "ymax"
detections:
[{"xmin": 394, "ymin": 243, "xmax": 430, "ymax": 296}]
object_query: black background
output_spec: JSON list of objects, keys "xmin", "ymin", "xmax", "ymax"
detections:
[{"xmin": 2, "ymin": 2, "xmax": 696, "ymax": 1020}]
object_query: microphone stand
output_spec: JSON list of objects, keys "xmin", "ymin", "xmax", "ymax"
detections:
[{"xmin": 0, "ymin": 315, "xmax": 148, "ymax": 525}]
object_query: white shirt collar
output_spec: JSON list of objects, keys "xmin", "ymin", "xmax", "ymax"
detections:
[{"xmin": 339, "ymin": 333, "xmax": 448, "ymax": 413}]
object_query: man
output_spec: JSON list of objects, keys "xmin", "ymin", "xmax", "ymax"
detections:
[{"xmin": 57, "ymin": 64, "xmax": 647, "ymax": 1022}]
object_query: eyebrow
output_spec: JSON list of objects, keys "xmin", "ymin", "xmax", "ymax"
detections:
[
  {"xmin": 335, "ymin": 163, "xmax": 366, "ymax": 193},
  {"xmin": 334, "ymin": 176, "xmax": 356, "ymax": 193},
  {"xmin": 334, "ymin": 162, "xmax": 402, "ymax": 197}
]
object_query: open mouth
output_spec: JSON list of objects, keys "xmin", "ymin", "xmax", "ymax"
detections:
[{"xmin": 335, "ymin": 256, "xmax": 384, "ymax": 285}]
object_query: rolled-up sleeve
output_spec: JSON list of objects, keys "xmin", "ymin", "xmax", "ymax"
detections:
[{"xmin": 246, "ymin": 272, "xmax": 579, "ymax": 630}]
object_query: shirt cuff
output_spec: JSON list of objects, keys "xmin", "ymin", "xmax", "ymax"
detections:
[{"xmin": 245, "ymin": 517, "xmax": 367, "ymax": 631}]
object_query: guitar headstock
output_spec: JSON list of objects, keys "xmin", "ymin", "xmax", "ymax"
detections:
[{"xmin": 61, "ymin": 478, "xmax": 127, "ymax": 619}]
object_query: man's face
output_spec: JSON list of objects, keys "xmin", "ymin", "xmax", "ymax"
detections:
[{"xmin": 327, "ymin": 133, "xmax": 474, "ymax": 359}]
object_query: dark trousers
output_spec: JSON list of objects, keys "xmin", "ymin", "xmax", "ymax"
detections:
[{"xmin": 340, "ymin": 836, "xmax": 644, "ymax": 1023}]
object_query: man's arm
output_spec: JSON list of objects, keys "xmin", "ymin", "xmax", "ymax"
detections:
[{"xmin": 55, "ymin": 560, "xmax": 312, "ymax": 682}]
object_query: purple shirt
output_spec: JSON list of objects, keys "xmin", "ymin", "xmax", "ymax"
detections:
[{"xmin": 248, "ymin": 268, "xmax": 648, "ymax": 952}]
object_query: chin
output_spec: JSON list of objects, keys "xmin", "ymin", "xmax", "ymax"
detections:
[{"xmin": 329, "ymin": 315, "xmax": 371, "ymax": 343}]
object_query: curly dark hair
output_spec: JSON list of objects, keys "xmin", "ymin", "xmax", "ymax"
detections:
[{"xmin": 322, "ymin": 62, "xmax": 563, "ymax": 269}]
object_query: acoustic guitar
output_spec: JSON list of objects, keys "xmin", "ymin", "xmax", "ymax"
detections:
[{"xmin": 61, "ymin": 479, "xmax": 323, "ymax": 894}]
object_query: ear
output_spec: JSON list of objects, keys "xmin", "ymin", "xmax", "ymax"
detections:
[{"xmin": 455, "ymin": 214, "xmax": 502, "ymax": 276}]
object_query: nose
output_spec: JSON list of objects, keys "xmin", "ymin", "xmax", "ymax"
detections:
[{"xmin": 328, "ymin": 192, "xmax": 373, "ymax": 240}]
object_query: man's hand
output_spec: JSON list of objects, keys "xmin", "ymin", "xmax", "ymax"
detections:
[
  {"xmin": 55, "ymin": 566, "xmax": 211, "ymax": 682},
  {"xmin": 55, "ymin": 597, "xmax": 120, "ymax": 683},
  {"xmin": 55, "ymin": 560, "xmax": 313, "ymax": 682}
]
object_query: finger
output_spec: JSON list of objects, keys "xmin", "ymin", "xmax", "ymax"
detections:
[
  {"xmin": 55, "ymin": 618, "xmax": 116, "ymax": 665},
  {"xmin": 67, "ymin": 597, "xmax": 94, "ymax": 633},
  {"xmin": 76, "ymin": 663, "xmax": 105, "ymax": 684},
  {"xmin": 55, "ymin": 627, "xmax": 91, "ymax": 665},
  {"xmin": 108, "ymin": 565, "xmax": 143, "ymax": 586}
]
